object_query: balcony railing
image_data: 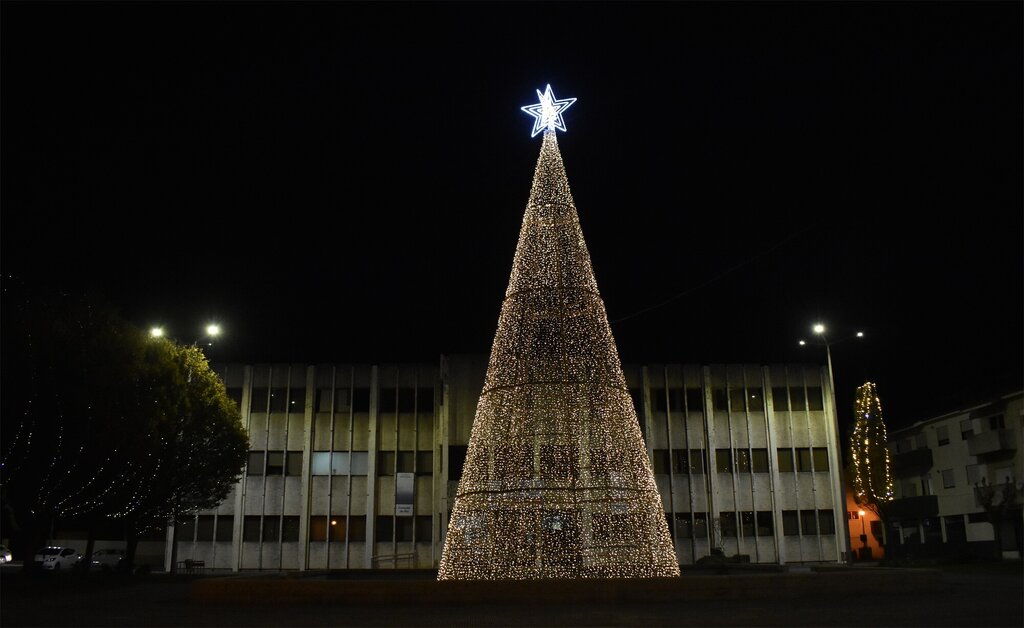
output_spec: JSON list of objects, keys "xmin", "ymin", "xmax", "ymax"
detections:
[
  {"xmin": 892, "ymin": 448, "xmax": 933, "ymax": 478},
  {"xmin": 967, "ymin": 428, "xmax": 1017, "ymax": 457},
  {"xmin": 886, "ymin": 495, "xmax": 939, "ymax": 520}
]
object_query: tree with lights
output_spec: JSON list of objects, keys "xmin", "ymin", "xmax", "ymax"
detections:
[
  {"xmin": 0, "ymin": 280, "xmax": 247, "ymax": 573},
  {"xmin": 437, "ymin": 86, "xmax": 679, "ymax": 580},
  {"xmin": 847, "ymin": 381, "xmax": 894, "ymax": 549}
]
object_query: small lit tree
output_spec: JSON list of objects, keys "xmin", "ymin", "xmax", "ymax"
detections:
[{"xmin": 848, "ymin": 382, "xmax": 894, "ymax": 546}]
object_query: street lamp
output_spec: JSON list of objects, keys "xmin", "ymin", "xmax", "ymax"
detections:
[
  {"xmin": 799, "ymin": 323, "xmax": 864, "ymax": 565},
  {"xmin": 858, "ymin": 509, "xmax": 868, "ymax": 548}
]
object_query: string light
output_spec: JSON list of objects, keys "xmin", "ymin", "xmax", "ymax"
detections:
[
  {"xmin": 438, "ymin": 118, "xmax": 678, "ymax": 579},
  {"xmin": 850, "ymin": 382, "xmax": 894, "ymax": 509}
]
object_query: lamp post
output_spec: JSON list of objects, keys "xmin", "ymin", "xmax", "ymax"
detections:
[
  {"xmin": 858, "ymin": 509, "xmax": 868, "ymax": 546},
  {"xmin": 149, "ymin": 322, "xmax": 222, "ymax": 573},
  {"xmin": 799, "ymin": 323, "xmax": 863, "ymax": 566}
]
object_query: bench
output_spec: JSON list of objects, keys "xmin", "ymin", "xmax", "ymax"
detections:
[{"xmin": 178, "ymin": 559, "xmax": 206, "ymax": 574}]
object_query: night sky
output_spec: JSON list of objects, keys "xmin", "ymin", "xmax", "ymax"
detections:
[{"xmin": 3, "ymin": 2, "xmax": 1021, "ymax": 433}]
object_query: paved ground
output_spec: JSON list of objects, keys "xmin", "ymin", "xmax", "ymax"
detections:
[{"xmin": 2, "ymin": 562, "xmax": 1021, "ymax": 627}]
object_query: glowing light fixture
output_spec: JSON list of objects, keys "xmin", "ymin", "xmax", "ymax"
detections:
[
  {"xmin": 149, "ymin": 327, "xmax": 164, "ymax": 338},
  {"xmin": 521, "ymin": 84, "xmax": 576, "ymax": 137},
  {"xmin": 205, "ymin": 324, "xmax": 221, "ymax": 337},
  {"xmin": 813, "ymin": 323, "xmax": 826, "ymax": 335}
]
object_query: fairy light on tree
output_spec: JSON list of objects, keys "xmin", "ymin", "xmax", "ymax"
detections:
[
  {"xmin": 849, "ymin": 382, "xmax": 894, "ymax": 522},
  {"xmin": 437, "ymin": 86, "xmax": 679, "ymax": 580}
]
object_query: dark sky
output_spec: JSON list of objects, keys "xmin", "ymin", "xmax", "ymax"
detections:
[{"xmin": 3, "ymin": 2, "xmax": 1021, "ymax": 431}]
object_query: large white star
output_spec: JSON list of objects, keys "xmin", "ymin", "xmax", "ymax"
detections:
[{"xmin": 521, "ymin": 84, "xmax": 576, "ymax": 137}]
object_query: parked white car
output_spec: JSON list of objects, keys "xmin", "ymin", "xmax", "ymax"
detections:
[
  {"xmin": 33, "ymin": 546, "xmax": 62, "ymax": 565},
  {"xmin": 0, "ymin": 545, "xmax": 12, "ymax": 563},
  {"xmin": 40, "ymin": 547, "xmax": 81, "ymax": 571},
  {"xmin": 90, "ymin": 548, "xmax": 125, "ymax": 571}
]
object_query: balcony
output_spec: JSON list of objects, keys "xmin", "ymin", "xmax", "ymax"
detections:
[
  {"xmin": 892, "ymin": 448, "xmax": 933, "ymax": 478},
  {"xmin": 886, "ymin": 495, "xmax": 939, "ymax": 520},
  {"xmin": 967, "ymin": 428, "xmax": 1017, "ymax": 457},
  {"xmin": 973, "ymin": 482, "xmax": 1022, "ymax": 509}
]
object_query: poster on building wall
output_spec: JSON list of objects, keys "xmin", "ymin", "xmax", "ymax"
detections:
[{"xmin": 396, "ymin": 472, "xmax": 414, "ymax": 516}]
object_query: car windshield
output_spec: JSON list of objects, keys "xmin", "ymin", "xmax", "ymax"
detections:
[{"xmin": 38, "ymin": 548, "xmax": 60, "ymax": 555}]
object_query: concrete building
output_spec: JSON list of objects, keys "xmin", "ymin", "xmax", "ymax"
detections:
[
  {"xmin": 166, "ymin": 356, "xmax": 849, "ymax": 571},
  {"xmin": 887, "ymin": 390, "xmax": 1023, "ymax": 560}
]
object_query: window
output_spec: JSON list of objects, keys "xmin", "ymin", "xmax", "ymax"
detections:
[
  {"xmin": 817, "ymin": 510, "xmax": 835, "ymax": 535},
  {"xmin": 941, "ymin": 469, "xmax": 956, "ymax": 489},
  {"xmin": 288, "ymin": 387, "xmax": 305, "ymax": 413},
  {"xmin": 671, "ymin": 449, "xmax": 688, "ymax": 474},
  {"xmin": 989, "ymin": 414, "xmax": 1005, "ymax": 430},
  {"xmin": 688, "ymin": 449, "xmax": 706, "ymax": 474},
  {"xmin": 772, "ymin": 387, "xmax": 789, "ymax": 411},
  {"xmin": 266, "ymin": 451, "xmax": 285, "ymax": 475},
  {"xmin": 250, "ymin": 387, "xmax": 269, "ymax": 412},
  {"xmin": 674, "ymin": 513, "xmax": 692, "ymax": 538},
  {"xmin": 227, "ymin": 387, "xmax": 243, "ymax": 409},
  {"xmin": 196, "ymin": 515, "xmax": 215, "ymax": 542},
  {"xmin": 729, "ymin": 388, "xmax": 747, "ymax": 412},
  {"xmin": 922, "ymin": 474, "xmax": 934, "ymax": 496},
  {"xmin": 348, "ymin": 516, "xmax": 366, "ymax": 542},
  {"xmin": 449, "ymin": 445, "xmax": 468, "ymax": 481},
  {"xmin": 936, "ymin": 425, "xmax": 950, "ymax": 446},
  {"xmin": 901, "ymin": 479, "xmax": 919, "ymax": 498},
  {"xmin": 282, "ymin": 516, "xmax": 300, "ymax": 542},
  {"xmin": 376, "ymin": 516, "xmax": 394, "ymax": 541},
  {"xmin": 397, "ymin": 450, "xmax": 416, "ymax": 474},
  {"xmin": 800, "ymin": 510, "xmax": 818, "ymax": 535},
  {"xmin": 720, "ymin": 512, "xmax": 737, "ymax": 537},
  {"xmin": 416, "ymin": 388, "xmax": 434, "ymax": 413},
  {"xmin": 740, "ymin": 511, "xmax": 755, "ymax": 537},
  {"xmin": 650, "ymin": 387, "xmax": 666, "ymax": 412},
  {"xmin": 967, "ymin": 512, "xmax": 988, "ymax": 524},
  {"xmin": 756, "ymin": 511, "xmax": 774, "ymax": 536},
  {"xmin": 960, "ymin": 419, "xmax": 973, "ymax": 440},
  {"xmin": 807, "ymin": 387, "xmax": 824, "ymax": 411},
  {"xmin": 751, "ymin": 449, "xmax": 769, "ymax": 473},
  {"xmin": 735, "ymin": 449, "xmax": 751, "ymax": 473},
  {"xmin": 379, "ymin": 388, "xmax": 397, "ymax": 413},
  {"xmin": 796, "ymin": 448, "xmax": 813, "ymax": 472},
  {"xmin": 177, "ymin": 517, "xmax": 196, "ymax": 542},
  {"xmin": 350, "ymin": 451, "xmax": 368, "ymax": 475},
  {"xmin": 777, "ymin": 449, "xmax": 795, "ymax": 473},
  {"xmin": 247, "ymin": 451, "xmax": 265, "ymax": 476},
  {"xmin": 311, "ymin": 452, "xmax": 332, "ymax": 476},
  {"xmin": 243, "ymin": 516, "xmax": 261, "ymax": 542},
  {"xmin": 286, "ymin": 451, "xmax": 303, "ymax": 476},
  {"xmin": 663, "ymin": 513, "xmax": 675, "ymax": 538},
  {"xmin": 790, "ymin": 388, "xmax": 807, "ymax": 411},
  {"xmin": 652, "ymin": 449, "xmax": 670, "ymax": 474},
  {"xmin": 415, "ymin": 515, "xmax": 432, "ymax": 542},
  {"xmin": 782, "ymin": 511, "xmax": 799, "ymax": 536},
  {"xmin": 416, "ymin": 451, "xmax": 433, "ymax": 475},
  {"xmin": 326, "ymin": 517, "xmax": 346, "ymax": 541},
  {"xmin": 715, "ymin": 449, "xmax": 733, "ymax": 474},
  {"xmin": 352, "ymin": 388, "xmax": 371, "ymax": 412},
  {"xmin": 966, "ymin": 464, "xmax": 981, "ymax": 485},
  {"xmin": 747, "ymin": 388, "xmax": 764, "ymax": 411},
  {"xmin": 268, "ymin": 388, "xmax": 288, "ymax": 412},
  {"xmin": 686, "ymin": 388, "xmax": 704, "ymax": 412},
  {"xmin": 397, "ymin": 388, "xmax": 416, "ymax": 413},
  {"xmin": 261, "ymin": 516, "xmax": 280, "ymax": 542},
  {"xmin": 215, "ymin": 516, "xmax": 234, "ymax": 542},
  {"xmin": 811, "ymin": 447, "xmax": 829, "ymax": 471},
  {"xmin": 378, "ymin": 451, "xmax": 396, "ymax": 476},
  {"xmin": 693, "ymin": 512, "xmax": 708, "ymax": 538},
  {"xmin": 712, "ymin": 389, "xmax": 728, "ymax": 412},
  {"xmin": 396, "ymin": 517, "xmax": 414, "ymax": 542}
]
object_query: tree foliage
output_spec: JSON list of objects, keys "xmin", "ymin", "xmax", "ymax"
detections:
[{"xmin": 0, "ymin": 279, "xmax": 247, "ymax": 566}]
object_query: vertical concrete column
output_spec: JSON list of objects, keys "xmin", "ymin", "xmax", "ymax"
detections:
[
  {"xmin": 821, "ymin": 365, "xmax": 848, "ymax": 563},
  {"xmin": 364, "ymin": 365, "xmax": 379, "ymax": 569},
  {"xmin": 437, "ymin": 355, "xmax": 451, "ymax": 561},
  {"xmin": 762, "ymin": 366, "xmax": 783, "ymax": 565},
  {"xmin": 702, "ymin": 367, "xmax": 719, "ymax": 544},
  {"xmin": 232, "ymin": 365, "xmax": 253, "ymax": 572},
  {"xmin": 297, "ymin": 365, "xmax": 316, "ymax": 571}
]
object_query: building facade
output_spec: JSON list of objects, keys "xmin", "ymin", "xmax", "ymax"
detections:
[
  {"xmin": 166, "ymin": 355, "xmax": 848, "ymax": 571},
  {"xmin": 887, "ymin": 391, "xmax": 1023, "ymax": 560}
]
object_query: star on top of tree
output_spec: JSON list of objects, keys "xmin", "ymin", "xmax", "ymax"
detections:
[{"xmin": 521, "ymin": 84, "xmax": 577, "ymax": 137}]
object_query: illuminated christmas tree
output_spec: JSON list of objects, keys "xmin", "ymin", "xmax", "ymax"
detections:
[
  {"xmin": 437, "ymin": 86, "xmax": 679, "ymax": 580},
  {"xmin": 849, "ymin": 382, "xmax": 894, "ymax": 516}
]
